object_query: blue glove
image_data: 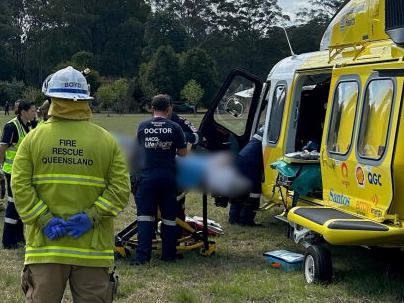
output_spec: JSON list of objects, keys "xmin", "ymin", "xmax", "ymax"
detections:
[
  {"xmin": 66, "ymin": 213, "xmax": 93, "ymax": 239},
  {"xmin": 43, "ymin": 218, "xmax": 68, "ymax": 240}
]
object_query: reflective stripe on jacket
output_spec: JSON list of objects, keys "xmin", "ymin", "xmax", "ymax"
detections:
[
  {"xmin": 3, "ymin": 117, "xmax": 27, "ymax": 174},
  {"xmin": 12, "ymin": 117, "xmax": 130, "ymax": 267}
]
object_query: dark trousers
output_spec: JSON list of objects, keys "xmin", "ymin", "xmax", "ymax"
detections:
[
  {"xmin": 229, "ymin": 193, "xmax": 261, "ymax": 225},
  {"xmin": 2, "ymin": 172, "xmax": 25, "ymax": 249},
  {"xmin": 176, "ymin": 193, "xmax": 186, "ymax": 239},
  {"xmin": 0, "ymin": 173, "xmax": 5, "ymax": 199},
  {"xmin": 135, "ymin": 169, "xmax": 178, "ymax": 262}
]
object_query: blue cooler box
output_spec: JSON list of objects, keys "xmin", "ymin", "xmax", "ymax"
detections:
[{"xmin": 264, "ymin": 250, "xmax": 304, "ymax": 272}]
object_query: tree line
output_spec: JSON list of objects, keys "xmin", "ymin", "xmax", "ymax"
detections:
[{"xmin": 0, "ymin": 0, "xmax": 344, "ymax": 112}]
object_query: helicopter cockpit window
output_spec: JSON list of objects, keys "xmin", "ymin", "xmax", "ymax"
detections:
[
  {"xmin": 358, "ymin": 79, "xmax": 394, "ymax": 160},
  {"xmin": 327, "ymin": 81, "xmax": 359, "ymax": 155},
  {"xmin": 267, "ymin": 84, "xmax": 287, "ymax": 144},
  {"xmin": 214, "ymin": 76, "xmax": 255, "ymax": 136}
]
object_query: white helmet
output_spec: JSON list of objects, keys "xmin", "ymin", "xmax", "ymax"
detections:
[
  {"xmin": 42, "ymin": 73, "xmax": 54, "ymax": 94},
  {"xmin": 44, "ymin": 66, "xmax": 93, "ymax": 101}
]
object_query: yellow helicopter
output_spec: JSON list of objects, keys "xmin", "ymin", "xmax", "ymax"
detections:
[{"xmin": 199, "ymin": 0, "xmax": 404, "ymax": 283}]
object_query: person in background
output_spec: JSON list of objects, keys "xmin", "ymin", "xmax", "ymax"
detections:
[
  {"xmin": 4, "ymin": 101, "xmax": 10, "ymax": 116},
  {"xmin": 0, "ymin": 169, "xmax": 6, "ymax": 210},
  {"xmin": 37, "ymin": 99, "xmax": 51, "ymax": 126},
  {"xmin": 228, "ymin": 127, "xmax": 264, "ymax": 226},
  {"xmin": 0, "ymin": 100, "xmax": 37, "ymax": 248},
  {"xmin": 14, "ymin": 100, "xmax": 20, "ymax": 116}
]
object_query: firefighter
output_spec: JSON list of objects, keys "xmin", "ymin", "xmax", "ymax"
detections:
[
  {"xmin": 229, "ymin": 127, "xmax": 264, "ymax": 226},
  {"xmin": 134, "ymin": 94, "xmax": 187, "ymax": 264},
  {"xmin": 12, "ymin": 66, "xmax": 130, "ymax": 302},
  {"xmin": 0, "ymin": 100, "xmax": 36, "ymax": 249}
]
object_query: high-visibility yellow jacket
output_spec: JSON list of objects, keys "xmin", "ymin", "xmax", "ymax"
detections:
[
  {"xmin": 3, "ymin": 117, "xmax": 27, "ymax": 174},
  {"xmin": 12, "ymin": 117, "xmax": 130, "ymax": 267}
]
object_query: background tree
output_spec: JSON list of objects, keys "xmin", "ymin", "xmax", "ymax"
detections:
[
  {"xmin": 179, "ymin": 48, "xmax": 219, "ymax": 106},
  {"xmin": 143, "ymin": 45, "xmax": 181, "ymax": 99},
  {"xmin": 0, "ymin": 0, "xmax": 19, "ymax": 80},
  {"xmin": 95, "ymin": 79, "xmax": 129, "ymax": 114},
  {"xmin": 53, "ymin": 55, "xmax": 102, "ymax": 95},
  {"xmin": 23, "ymin": 87, "xmax": 44, "ymax": 105},
  {"xmin": 298, "ymin": 0, "xmax": 346, "ymax": 25},
  {"xmin": 127, "ymin": 76, "xmax": 153, "ymax": 113},
  {"xmin": 309, "ymin": 0, "xmax": 346, "ymax": 23},
  {"xmin": 96, "ymin": 84, "xmax": 115, "ymax": 112},
  {"xmin": 148, "ymin": 0, "xmax": 214, "ymax": 47},
  {"xmin": 143, "ymin": 12, "xmax": 188, "ymax": 59},
  {"xmin": 112, "ymin": 79, "xmax": 130, "ymax": 113},
  {"xmin": 201, "ymin": 0, "xmax": 289, "ymax": 79},
  {"xmin": 0, "ymin": 0, "xmax": 349, "ymax": 111},
  {"xmin": 21, "ymin": 0, "xmax": 151, "ymax": 85},
  {"xmin": 181, "ymin": 79, "xmax": 204, "ymax": 112},
  {"xmin": 0, "ymin": 79, "xmax": 25, "ymax": 105},
  {"xmin": 294, "ymin": 0, "xmax": 346, "ymax": 51}
]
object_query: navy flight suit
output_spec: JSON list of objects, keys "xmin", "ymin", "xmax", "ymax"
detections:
[
  {"xmin": 170, "ymin": 112, "xmax": 200, "ymax": 146},
  {"xmin": 170, "ymin": 112, "xmax": 200, "ymax": 228},
  {"xmin": 135, "ymin": 116, "xmax": 186, "ymax": 263},
  {"xmin": 229, "ymin": 128, "xmax": 264, "ymax": 225}
]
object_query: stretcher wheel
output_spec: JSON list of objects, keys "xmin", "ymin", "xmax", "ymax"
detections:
[
  {"xmin": 200, "ymin": 242, "xmax": 216, "ymax": 257},
  {"xmin": 304, "ymin": 245, "xmax": 332, "ymax": 284}
]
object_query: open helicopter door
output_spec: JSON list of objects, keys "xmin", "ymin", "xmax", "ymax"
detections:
[{"xmin": 199, "ymin": 69, "xmax": 263, "ymax": 153}]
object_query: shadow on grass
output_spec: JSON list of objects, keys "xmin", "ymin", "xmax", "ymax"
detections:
[{"xmin": 331, "ymin": 246, "xmax": 404, "ymax": 302}]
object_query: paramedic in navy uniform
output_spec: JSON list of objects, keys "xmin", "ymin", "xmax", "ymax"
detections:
[
  {"xmin": 134, "ymin": 94, "xmax": 187, "ymax": 264},
  {"xmin": 168, "ymin": 108, "xmax": 200, "ymax": 236},
  {"xmin": 169, "ymin": 111, "xmax": 200, "ymax": 146},
  {"xmin": 229, "ymin": 127, "xmax": 264, "ymax": 226}
]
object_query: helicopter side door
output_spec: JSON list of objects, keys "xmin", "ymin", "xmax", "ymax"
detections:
[{"xmin": 199, "ymin": 69, "xmax": 263, "ymax": 153}]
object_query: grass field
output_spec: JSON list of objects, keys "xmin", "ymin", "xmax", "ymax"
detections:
[{"xmin": 0, "ymin": 113, "xmax": 404, "ymax": 303}]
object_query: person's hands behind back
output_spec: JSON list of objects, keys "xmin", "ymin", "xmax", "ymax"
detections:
[
  {"xmin": 43, "ymin": 217, "xmax": 69, "ymax": 240},
  {"xmin": 66, "ymin": 213, "xmax": 93, "ymax": 238}
]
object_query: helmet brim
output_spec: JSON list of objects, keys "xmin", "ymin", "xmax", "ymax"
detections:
[{"xmin": 45, "ymin": 92, "xmax": 94, "ymax": 101}]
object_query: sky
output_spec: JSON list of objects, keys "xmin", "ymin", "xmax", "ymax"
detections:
[{"xmin": 278, "ymin": 0, "xmax": 312, "ymax": 20}]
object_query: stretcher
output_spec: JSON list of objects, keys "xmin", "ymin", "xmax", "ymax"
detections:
[{"xmin": 115, "ymin": 194, "xmax": 217, "ymax": 259}]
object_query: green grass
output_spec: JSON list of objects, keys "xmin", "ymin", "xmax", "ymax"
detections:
[{"xmin": 0, "ymin": 113, "xmax": 403, "ymax": 302}]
